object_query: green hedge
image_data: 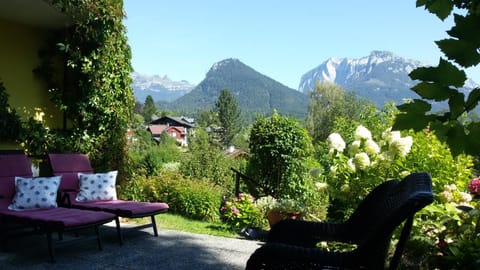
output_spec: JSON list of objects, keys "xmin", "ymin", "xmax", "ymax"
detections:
[{"xmin": 119, "ymin": 171, "xmax": 224, "ymax": 222}]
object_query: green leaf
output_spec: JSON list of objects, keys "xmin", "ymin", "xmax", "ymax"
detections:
[
  {"xmin": 446, "ymin": 122, "xmax": 468, "ymax": 156},
  {"xmin": 448, "ymin": 91, "xmax": 465, "ymax": 118},
  {"xmin": 396, "ymin": 99, "xmax": 432, "ymax": 113},
  {"xmin": 411, "ymin": 82, "xmax": 455, "ymax": 101},
  {"xmin": 447, "ymin": 14, "xmax": 480, "ymax": 45},
  {"xmin": 416, "ymin": 0, "xmax": 428, "ymax": 8},
  {"xmin": 429, "ymin": 120, "xmax": 449, "ymax": 141},
  {"xmin": 436, "ymin": 39, "xmax": 480, "ymax": 67},
  {"xmin": 393, "ymin": 113, "xmax": 432, "ymax": 131},
  {"xmin": 420, "ymin": 0, "xmax": 454, "ymax": 20},
  {"xmin": 394, "ymin": 100, "xmax": 435, "ymax": 131},
  {"xmin": 409, "ymin": 58, "xmax": 467, "ymax": 87},
  {"xmin": 465, "ymin": 88, "xmax": 480, "ymax": 112},
  {"xmin": 466, "ymin": 122, "xmax": 480, "ymax": 155}
]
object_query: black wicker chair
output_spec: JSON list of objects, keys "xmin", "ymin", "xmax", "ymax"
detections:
[{"xmin": 246, "ymin": 172, "xmax": 434, "ymax": 270}]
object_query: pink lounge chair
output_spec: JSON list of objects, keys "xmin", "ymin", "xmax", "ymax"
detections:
[
  {"xmin": 0, "ymin": 153, "xmax": 116, "ymax": 262},
  {"xmin": 47, "ymin": 153, "xmax": 169, "ymax": 244}
]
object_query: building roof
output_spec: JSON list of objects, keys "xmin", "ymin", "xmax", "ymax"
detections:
[{"xmin": 150, "ymin": 116, "xmax": 195, "ymax": 128}]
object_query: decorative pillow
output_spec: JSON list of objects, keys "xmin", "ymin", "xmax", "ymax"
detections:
[
  {"xmin": 8, "ymin": 176, "xmax": 61, "ymax": 211},
  {"xmin": 76, "ymin": 171, "xmax": 118, "ymax": 202}
]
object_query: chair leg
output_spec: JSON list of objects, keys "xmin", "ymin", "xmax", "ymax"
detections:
[
  {"xmin": 151, "ymin": 215, "xmax": 158, "ymax": 237},
  {"xmin": 115, "ymin": 217, "xmax": 123, "ymax": 245},
  {"xmin": 95, "ymin": 225, "xmax": 103, "ymax": 251},
  {"xmin": 0, "ymin": 219, "xmax": 8, "ymax": 252},
  {"xmin": 46, "ymin": 231, "xmax": 56, "ymax": 263}
]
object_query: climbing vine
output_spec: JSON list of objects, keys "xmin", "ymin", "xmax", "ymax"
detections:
[{"xmin": 40, "ymin": 0, "xmax": 134, "ymax": 171}]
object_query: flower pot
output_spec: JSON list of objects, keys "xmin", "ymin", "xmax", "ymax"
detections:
[{"xmin": 267, "ymin": 210, "xmax": 302, "ymax": 228}]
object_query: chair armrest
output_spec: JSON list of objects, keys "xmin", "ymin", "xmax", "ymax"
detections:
[{"xmin": 267, "ymin": 219, "xmax": 348, "ymax": 248}]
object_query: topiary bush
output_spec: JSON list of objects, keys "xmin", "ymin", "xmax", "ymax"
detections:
[{"xmin": 246, "ymin": 111, "xmax": 317, "ymax": 205}]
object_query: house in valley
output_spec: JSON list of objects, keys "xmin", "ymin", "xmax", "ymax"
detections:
[{"xmin": 148, "ymin": 116, "xmax": 195, "ymax": 146}]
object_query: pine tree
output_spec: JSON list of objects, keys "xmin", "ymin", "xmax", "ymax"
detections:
[
  {"xmin": 142, "ymin": 95, "xmax": 157, "ymax": 124},
  {"xmin": 214, "ymin": 89, "xmax": 240, "ymax": 146}
]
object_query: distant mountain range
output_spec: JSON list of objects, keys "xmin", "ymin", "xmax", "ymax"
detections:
[
  {"xmin": 299, "ymin": 51, "xmax": 479, "ymax": 109},
  {"xmin": 131, "ymin": 51, "xmax": 479, "ymax": 118},
  {"xmin": 131, "ymin": 72, "xmax": 195, "ymax": 103}
]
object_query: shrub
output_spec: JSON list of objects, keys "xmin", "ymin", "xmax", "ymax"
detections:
[
  {"xmin": 246, "ymin": 111, "xmax": 316, "ymax": 204},
  {"xmin": 119, "ymin": 171, "xmax": 223, "ymax": 222},
  {"xmin": 319, "ymin": 125, "xmax": 414, "ymax": 220},
  {"xmin": 181, "ymin": 128, "xmax": 237, "ymax": 193}
]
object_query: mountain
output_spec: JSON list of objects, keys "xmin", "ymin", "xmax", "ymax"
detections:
[
  {"xmin": 131, "ymin": 72, "xmax": 195, "ymax": 103},
  {"xmin": 298, "ymin": 51, "xmax": 479, "ymax": 109},
  {"xmin": 167, "ymin": 58, "xmax": 309, "ymax": 119}
]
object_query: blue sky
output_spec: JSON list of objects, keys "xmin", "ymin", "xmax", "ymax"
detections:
[{"xmin": 123, "ymin": 0, "xmax": 479, "ymax": 89}]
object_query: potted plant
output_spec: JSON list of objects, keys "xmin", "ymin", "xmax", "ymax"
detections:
[{"xmin": 256, "ymin": 196, "xmax": 305, "ymax": 227}]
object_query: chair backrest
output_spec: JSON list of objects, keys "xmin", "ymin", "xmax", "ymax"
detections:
[
  {"xmin": 354, "ymin": 172, "xmax": 434, "ymax": 269},
  {"xmin": 48, "ymin": 153, "xmax": 93, "ymax": 191},
  {"xmin": 343, "ymin": 179, "xmax": 401, "ymax": 243},
  {"xmin": 0, "ymin": 153, "xmax": 33, "ymax": 206}
]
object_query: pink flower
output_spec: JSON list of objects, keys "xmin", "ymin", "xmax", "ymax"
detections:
[
  {"xmin": 230, "ymin": 205, "xmax": 240, "ymax": 215},
  {"xmin": 468, "ymin": 177, "xmax": 480, "ymax": 195}
]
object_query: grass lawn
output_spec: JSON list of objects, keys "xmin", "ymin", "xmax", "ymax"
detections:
[{"xmin": 153, "ymin": 213, "xmax": 239, "ymax": 238}]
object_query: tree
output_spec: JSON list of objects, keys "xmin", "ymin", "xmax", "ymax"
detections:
[
  {"xmin": 305, "ymin": 82, "xmax": 371, "ymax": 143},
  {"xmin": 393, "ymin": 0, "xmax": 480, "ymax": 156},
  {"xmin": 142, "ymin": 95, "xmax": 157, "ymax": 124},
  {"xmin": 214, "ymin": 89, "xmax": 241, "ymax": 146}
]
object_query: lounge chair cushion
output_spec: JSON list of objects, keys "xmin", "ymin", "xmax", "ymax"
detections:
[
  {"xmin": 77, "ymin": 171, "xmax": 118, "ymax": 202},
  {"xmin": 0, "ymin": 206, "xmax": 116, "ymax": 229},
  {"xmin": 8, "ymin": 176, "xmax": 61, "ymax": 211},
  {"xmin": 71, "ymin": 200, "xmax": 169, "ymax": 217}
]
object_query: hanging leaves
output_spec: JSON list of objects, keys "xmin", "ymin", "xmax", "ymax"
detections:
[{"xmin": 394, "ymin": 0, "xmax": 480, "ymax": 156}]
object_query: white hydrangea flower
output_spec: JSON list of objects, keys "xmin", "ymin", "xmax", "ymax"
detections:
[
  {"xmin": 327, "ymin": 133, "xmax": 346, "ymax": 153},
  {"xmin": 315, "ymin": 182, "xmax": 328, "ymax": 190},
  {"xmin": 330, "ymin": 165, "xmax": 337, "ymax": 174},
  {"xmin": 390, "ymin": 136, "xmax": 413, "ymax": 157},
  {"xmin": 364, "ymin": 139, "xmax": 380, "ymax": 155},
  {"xmin": 354, "ymin": 125, "xmax": 372, "ymax": 140},
  {"xmin": 439, "ymin": 191, "xmax": 454, "ymax": 203},
  {"xmin": 382, "ymin": 128, "xmax": 401, "ymax": 145},
  {"xmin": 353, "ymin": 152, "xmax": 370, "ymax": 170},
  {"xmin": 445, "ymin": 184, "xmax": 457, "ymax": 192},
  {"xmin": 347, "ymin": 158, "xmax": 356, "ymax": 172},
  {"xmin": 349, "ymin": 140, "xmax": 361, "ymax": 156},
  {"xmin": 399, "ymin": 170, "xmax": 411, "ymax": 178},
  {"xmin": 459, "ymin": 192, "xmax": 472, "ymax": 203}
]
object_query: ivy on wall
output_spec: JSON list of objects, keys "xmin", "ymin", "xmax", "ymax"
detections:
[{"xmin": 41, "ymin": 0, "xmax": 134, "ymax": 171}]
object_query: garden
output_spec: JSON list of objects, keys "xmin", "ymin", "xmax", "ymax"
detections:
[
  {"xmin": 1, "ymin": 0, "xmax": 479, "ymax": 269},
  {"xmin": 118, "ymin": 103, "xmax": 479, "ymax": 269}
]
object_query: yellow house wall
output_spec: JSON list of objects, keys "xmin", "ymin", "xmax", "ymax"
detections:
[{"xmin": 0, "ymin": 18, "xmax": 63, "ymax": 129}]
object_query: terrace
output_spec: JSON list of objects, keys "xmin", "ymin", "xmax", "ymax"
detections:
[{"xmin": 0, "ymin": 220, "xmax": 260, "ymax": 269}]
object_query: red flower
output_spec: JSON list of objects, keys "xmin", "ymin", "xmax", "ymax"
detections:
[{"xmin": 437, "ymin": 240, "xmax": 448, "ymax": 248}]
